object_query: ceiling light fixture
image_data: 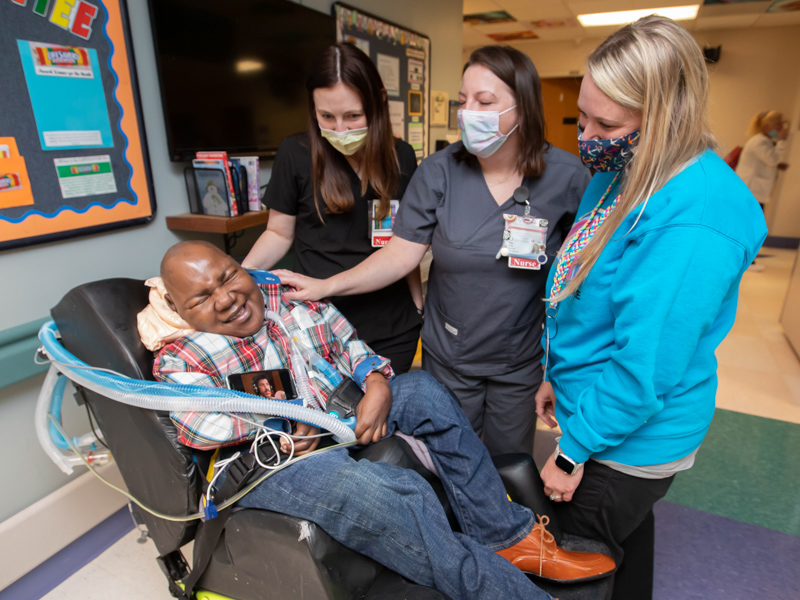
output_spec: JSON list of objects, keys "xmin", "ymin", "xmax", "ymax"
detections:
[
  {"xmin": 577, "ymin": 5, "xmax": 700, "ymax": 27},
  {"xmin": 236, "ymin": 59, "xmax": 266, "ymax": 73}
]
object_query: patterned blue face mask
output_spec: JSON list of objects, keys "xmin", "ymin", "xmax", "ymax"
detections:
[{"xmin": 578, "ymin": 127, "xmax": 640, "ymax": 172}]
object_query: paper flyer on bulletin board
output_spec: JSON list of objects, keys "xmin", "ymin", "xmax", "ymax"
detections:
[
  {"xmin": 334, "ymin": 3, "xmax": 431, "ymax": 160},
  {"xmin": 0, "ymin": 0, "xmax": 155, "ymax": 251}
]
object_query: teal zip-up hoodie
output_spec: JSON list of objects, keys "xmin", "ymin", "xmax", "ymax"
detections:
[{"xmin": 544, "ymin": 150, "xmax": 767, "ymax": 466}]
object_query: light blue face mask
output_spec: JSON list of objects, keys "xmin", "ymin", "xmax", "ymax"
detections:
[
  {"xmin": 767, "ymin": 129, "xmax": 779, "ymax": 140},
  {"xmin": 458, "ymin": 106, "xmax": 518, "ymax": 158}
]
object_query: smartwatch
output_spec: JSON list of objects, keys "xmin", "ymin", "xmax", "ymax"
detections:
[{"xmin": 555, "ymin": 446, "xmax": 583, "ymax": 476}]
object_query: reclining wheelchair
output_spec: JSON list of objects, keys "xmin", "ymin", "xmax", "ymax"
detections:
[{"xmin": 42, "ymin": 277, "xmax": 612, "ymax": 600}]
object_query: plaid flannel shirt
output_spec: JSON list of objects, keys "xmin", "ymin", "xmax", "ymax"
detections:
[{"xmin": 153, "ymin": 284, "xmax": 393, "ymax": 449}]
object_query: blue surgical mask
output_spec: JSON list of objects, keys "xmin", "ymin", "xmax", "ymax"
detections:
[
  {"xmin": 767, "ymin": 130, "xmax": 779, "ymax": 140},
  {"xmin": 458, "ymin": 106, "xmax": 518, "ymax": 158},
  {"xmin": 578, "ymin": 127, "xmax": 640, "ymax": 172}
]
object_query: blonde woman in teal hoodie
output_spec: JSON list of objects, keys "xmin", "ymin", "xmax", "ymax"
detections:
[{"xmin": 535, "ymin": 16, "xmax": 767, "ymax": 600}]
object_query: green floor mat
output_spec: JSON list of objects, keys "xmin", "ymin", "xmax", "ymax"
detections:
[{"xmin": 664, "ymin": 408, "xmax": 800, "ymax": 537}]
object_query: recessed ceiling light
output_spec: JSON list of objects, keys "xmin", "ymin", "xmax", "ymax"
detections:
[
  {"xmin": 578, "ymin": 5, "xmax": 700, "ymax": 27},
  {"xmin": 236, "ymin": 59, "xmax": 266, "ymax": 73}
]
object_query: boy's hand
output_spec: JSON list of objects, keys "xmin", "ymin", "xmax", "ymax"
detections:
[
  {"xmin": 354, "ymin": 373, "xmax": 392, "ymax": 445},
  {"xmin": 282, "ymin": 421, "xmax": 321, "ymax": 455}
]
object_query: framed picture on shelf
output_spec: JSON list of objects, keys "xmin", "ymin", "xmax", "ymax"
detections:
[{"xmin": 185, "ymin": 167, "xmax": 230, "ymax": 217}]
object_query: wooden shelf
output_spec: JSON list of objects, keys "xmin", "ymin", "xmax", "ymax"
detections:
[{"xmin": 166, "ymin": 211, "xmax": 269, "ymax": 235}]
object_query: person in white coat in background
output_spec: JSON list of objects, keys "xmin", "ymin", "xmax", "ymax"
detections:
[
  {"xmin": 736, "ymin": 110, "xmax": 789, "ymax": 271},
  {"xmin": 737, "ymin": 110, "xmax": 790, "ymax": 206}
]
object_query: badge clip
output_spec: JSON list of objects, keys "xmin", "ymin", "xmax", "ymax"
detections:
[{"xmin": 497, "ymin": 185, "xmax": 550, "ymax": 270}]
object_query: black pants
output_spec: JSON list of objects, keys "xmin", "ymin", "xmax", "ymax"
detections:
[
  {"xmin": 421, "ymin": 350, "xmax": 542, "ymax": 456},
  {"xmin": 553, "ymin": 460, "xmax": 674, "ymax": 600},
  {"xmin": 368, "ymin": 324, "xmax": 421, "ymax": 375}
]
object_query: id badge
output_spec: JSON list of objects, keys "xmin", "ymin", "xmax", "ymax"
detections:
[
  {"xmin": 500, "ymin": 214, "xmax": 549, "ymax": 270},
  {"xmin": 370, "ymin": 199, "xmax": 400, "ymax": 247}
]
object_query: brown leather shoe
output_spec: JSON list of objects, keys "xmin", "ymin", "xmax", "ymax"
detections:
[{"xmin": 496, "ymin": 515, "xmax": 616, "ymax": 583}]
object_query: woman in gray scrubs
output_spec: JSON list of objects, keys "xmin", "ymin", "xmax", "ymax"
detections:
[{"xmin": 278, "ymin": 46, "xmax": 590, "ymax": 455}]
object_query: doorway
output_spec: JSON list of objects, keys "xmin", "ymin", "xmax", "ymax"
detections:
[{"xmin": 540, "ymin": 77, "xmax": 582, "ymax": 158}]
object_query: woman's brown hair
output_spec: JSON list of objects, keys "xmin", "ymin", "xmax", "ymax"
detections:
[
  {"xmin": 306, "ymin": 43, "xmax": 399, "ymax": 222},
  {"xmin": 454, "ymin": 45, "xmax": 548, "ymax": 178}
]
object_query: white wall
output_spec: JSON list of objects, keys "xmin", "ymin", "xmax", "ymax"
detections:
[
  {"xmin": 0, "ymin": 0, "xmax": 463, "ymax": 581},
  {"xmin": 694, "ymin": 27, "xmax": 800, "ymax": 157},
  {"xmin": 479, "ymin": 25, "xmax": 800, "ymax": 237}
]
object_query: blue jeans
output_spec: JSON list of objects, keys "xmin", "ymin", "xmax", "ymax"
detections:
[{"xmin": 237, "ymin": 371, "xmax": 550, "ymax": 600}]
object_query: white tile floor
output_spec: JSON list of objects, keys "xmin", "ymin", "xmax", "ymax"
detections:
[
  {"xmin": 41, "ymin": 249, "xmax": 800, "ymax": 600},
  {"xmin": 40, "ymin": 529, "xmax": 183, "ymax": 600},
  {"xmin": 715, "ymin": 249, "xmax": 800, "ymax": 424}
]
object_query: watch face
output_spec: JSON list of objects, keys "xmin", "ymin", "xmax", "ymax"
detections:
[{"xmin": 555, "ymin": 453, "xmax": 576, "ymax": 475}]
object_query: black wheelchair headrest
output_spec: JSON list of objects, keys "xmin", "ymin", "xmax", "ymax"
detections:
[{"xmin": 51, "ymin": 278, "xmax": 153, "ymax": 380}]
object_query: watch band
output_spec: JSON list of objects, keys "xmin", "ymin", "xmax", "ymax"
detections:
[{"xmin": 555, "ymin": 446, "xmax": 583, "ymax": 476}]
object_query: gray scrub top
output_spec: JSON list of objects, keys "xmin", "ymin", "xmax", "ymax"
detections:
[{"xmin": 393, "ymin": 142, "xmax": 590, "ymax": 377}]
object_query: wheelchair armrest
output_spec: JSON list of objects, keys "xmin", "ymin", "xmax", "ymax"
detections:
[{"xmin": 492, "ymin": 453, "xmax": 564, "ymax": 543}]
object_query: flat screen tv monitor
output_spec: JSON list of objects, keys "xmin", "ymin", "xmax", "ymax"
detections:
[{"xmin": 148, "ymin": 0, "xmax": 336, "ymax": 161}]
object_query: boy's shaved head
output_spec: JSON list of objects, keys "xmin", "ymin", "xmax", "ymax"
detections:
[{"xmin": 160, "ymin": 241, "xmax": 264, "ymax": 338}]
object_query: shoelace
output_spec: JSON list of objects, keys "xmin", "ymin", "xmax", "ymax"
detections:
[{"xmin": 534, "ymin": 514, "xmax": 556, "ymax": 576}]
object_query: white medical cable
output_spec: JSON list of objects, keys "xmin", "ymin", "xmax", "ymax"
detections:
[
  {"xmin": 251, "ymin": 427, "xmax": 294, "ymax": 469},
  {"xmin": 206, "ymin": 451, "xmax": 241, "ymax": 506},
  {"xmin": 48, "ymin": 412, "xmax": 355, "ymax": 522}
]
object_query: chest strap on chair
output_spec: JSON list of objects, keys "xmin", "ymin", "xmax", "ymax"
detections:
[{"xmin": 177, "ymin": 447, "xmax": 274, "ymax": 600}]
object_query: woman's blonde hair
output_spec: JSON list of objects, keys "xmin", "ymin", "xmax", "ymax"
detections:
[
  {"xmin": 552, "ymin": 16, "xmax": 716, "ymax": 303},
  {"xmin": 746, "ymin": 110, "xmax": 781, "ymax": 139}
]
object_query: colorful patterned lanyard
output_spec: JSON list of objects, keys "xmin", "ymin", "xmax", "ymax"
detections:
[{"xmin": 549, "ymin": 173, "xmax": 621, "ymax": 308}]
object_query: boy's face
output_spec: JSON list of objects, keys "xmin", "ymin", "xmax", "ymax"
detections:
[{"xmin": 164, "ymin": 244, "xmax": 264, "ymax": 338}]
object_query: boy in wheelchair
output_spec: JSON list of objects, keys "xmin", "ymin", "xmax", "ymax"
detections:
[{"xmin": 152, "ymin": 241, "xmax": 614, "ymax": 600}]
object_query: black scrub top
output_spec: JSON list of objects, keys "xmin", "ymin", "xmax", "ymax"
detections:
[
  {"xmin": 265, "ymin": 133, "xmax": 422, "ymax": 346},
  {"xmin": 393, "ymin": 142, "xmax": 591, "ymax": 377}
]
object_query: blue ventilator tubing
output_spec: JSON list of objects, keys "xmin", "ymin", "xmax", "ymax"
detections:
[
  {"xmin": 295, "ymin": 341, "xmax": 360, "ymax": 428},
  {"xmin": 35, "ymin": 321, "xmax": 358, "ymax": 474}
]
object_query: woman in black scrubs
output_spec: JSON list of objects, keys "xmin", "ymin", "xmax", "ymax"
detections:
[{"xmin": 243, "ymin": 44, "xmax": 422, "ymax": 373}]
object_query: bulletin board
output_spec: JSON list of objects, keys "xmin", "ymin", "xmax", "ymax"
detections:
[
  {"xmin": 0, "ymin": 0, "xmax": 155, "ymax": 251},
  {"xmin": 333, "ymin": 3, "xmax": 430, "ymax": 160}
]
